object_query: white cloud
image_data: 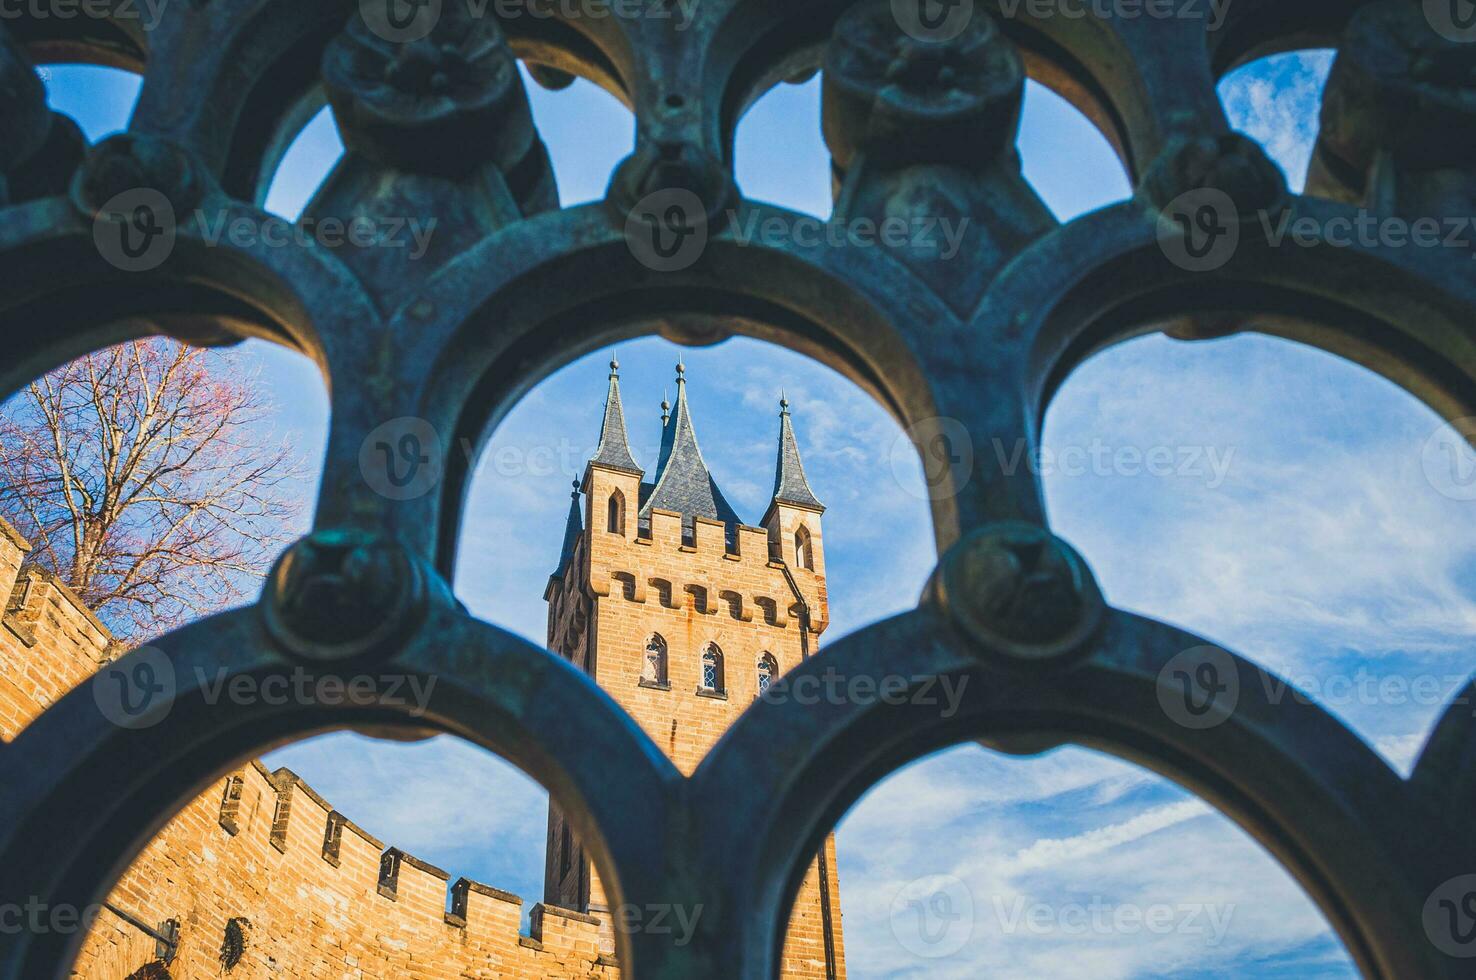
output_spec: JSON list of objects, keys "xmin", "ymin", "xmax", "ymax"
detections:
[
  {"xmin": 1218, "ymin": 51, "xmax": 1336, "ymax": 191},
  {"xmin": 1005, "ymin": 800, "xmax": 1211, "ymax": 873}
]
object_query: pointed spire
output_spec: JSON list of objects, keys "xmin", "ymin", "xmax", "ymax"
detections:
[
  {"xmin": 554, "ymin": 480, "xmax": 583, "ymax": 575},
  {"xmin": 641, "ymin": 361, "xmax": 741, "ymax": 530},
  {"xmin": 770, "ymin": 395, "xmax": 824, "ymax": 513},
  {"xmin": 589, "ymin": 354, "xmax": 641, "ymax": 473}
]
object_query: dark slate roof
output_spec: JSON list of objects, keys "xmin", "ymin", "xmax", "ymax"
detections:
[
  {"xmin": 770, "ymin": 397, "xmax": 825, "ymax": 512},
  {"xmin": 589, "ymin": 359, "xmax": 641, "ymax": 473},
  {"xmin": 553, "ymin": 481, "xmax": 582, "ymax": 576},
  {"xmin": 638, "ymin": 363, "xmax": 742, "ymax": 530}
]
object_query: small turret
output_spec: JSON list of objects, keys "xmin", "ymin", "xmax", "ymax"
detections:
[
  {"xmin": 554, "ymin": 481, "xmax": 582, "ymax": 577},
  {"xmin": 762, "ymin": 397, "xmax": 827, "ymax": 629},
  {"xmin": 588, "ymin": 356, "xmax": 640, "ymax": 474},
  {"xmin": 765, "ymin": 392, "xmax": 825, "ymax": 517},
  {"xmin": 580, "ymin": 357, "xmax": 643, "ymax": 543}
]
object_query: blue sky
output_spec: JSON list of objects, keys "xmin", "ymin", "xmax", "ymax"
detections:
[{"xmin": 34, "ymin": 45, "xmax": 1476, "ymax": 978}]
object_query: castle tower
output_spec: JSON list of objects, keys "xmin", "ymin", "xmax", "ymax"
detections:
[{"xmin": 544, "ymin": 360, "xmax": 845, "ymax": 978}]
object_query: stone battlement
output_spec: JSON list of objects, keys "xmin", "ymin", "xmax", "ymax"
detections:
[
  {"xmin": 72, "ymin": 756, "xmax": 617, "ymax": 978},
  {"xmin": 0, "ymin": 514, "xmax": 620, "ymax": 978},
  {"xmin": 581, "ymin": 509, "xmax": 829, "ymax": 636},
  {"xmin": 0, "ymin": 516, "xmax": 116, "ymax": 741}
]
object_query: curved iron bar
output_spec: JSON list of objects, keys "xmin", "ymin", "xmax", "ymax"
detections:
[{"xmin": 0, "ymin": 0, "xmax": 1471, "ymax": 975}]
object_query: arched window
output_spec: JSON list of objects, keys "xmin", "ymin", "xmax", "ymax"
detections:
[
  {"xmin": 643, "ymin": 634, "xmax": 668, "ymax": 686},
  {"xmin": 607, "ymin": 490, "xmax": 625, "ymax": 535},
  {"xmin": 794, "ymin": 525, "xmax": 813, "ymax": 570},
  {"xmin": 701, "ymin": 643, "xmax": 725, "ymax": 694},
  {"xmin": 757, "ymin": 653, "xmax": 777, "ymax": 697}
]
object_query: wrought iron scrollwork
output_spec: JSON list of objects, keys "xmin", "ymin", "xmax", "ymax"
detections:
[{"xmin": 0, "ymin": 0, "xmax": 1474, "ymax": 977}]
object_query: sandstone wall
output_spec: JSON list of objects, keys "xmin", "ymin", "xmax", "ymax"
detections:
[
  {"xmin": 0, "ymin": 516, "xmax": 618, "ymax": 979},
  {"xmin": 546, "ymin": 484, "xmax": 847, "ymax": 979}
]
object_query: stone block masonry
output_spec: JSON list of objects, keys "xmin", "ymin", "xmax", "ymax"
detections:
[
  {"xmin": 0, "ymin": 514, "xmax": 617, "ymax": 979},
  {"xmin": 543, "ymin": 364, "xmax": 846, "ymax": 978}
]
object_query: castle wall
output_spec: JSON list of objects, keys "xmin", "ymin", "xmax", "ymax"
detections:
[
  {"xmin": 0, "ymin": 517, "xmax": 619, "ymax": 979},
  {"xmin": 0, "ymin": 518, "xmax": 113, "ymax": 742},
  {"xmin": 68, "ymin": 761, "xmax": 617, "ymax": 978}
]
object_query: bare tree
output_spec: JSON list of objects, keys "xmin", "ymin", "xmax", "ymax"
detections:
[{"xmin": 0, "ymin": 338, "xmax": 305, "ymax": 640}]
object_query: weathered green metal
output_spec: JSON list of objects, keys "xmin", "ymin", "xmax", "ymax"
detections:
[{"xmin": 0, "ymin": 0, "xmax": 1473, "ymax": 977}]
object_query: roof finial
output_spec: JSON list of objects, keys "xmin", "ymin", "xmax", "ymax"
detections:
[
  {"xmin": 780, "ymin": 388, "xmax": 789, "ymax": 413},
  {"xmin": 676, "ymin": 359, "xmax": 686, "ymax": 384},
  {"xmin": 571, "ymin": 479, "xmax": 580, "ymax": 497},
  {"xmin": 661, "ymin": 386, "xmax": 671, "ymax": 424},
  {"xmin": 609, "ymin": 351, "xmax": 620, "ymax": 378}
]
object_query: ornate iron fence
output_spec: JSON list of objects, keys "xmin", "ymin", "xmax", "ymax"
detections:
[{"xmin": 1, "ymin": 0, "xmax": 1473, "ymax": 975}]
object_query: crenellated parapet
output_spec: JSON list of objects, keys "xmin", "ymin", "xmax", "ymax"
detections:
[
  {"xmin": 0, "ymin": 508, "xmax": 619, "ymax": 978},
  {"xmin": 72, "ymin": 757, "xmax": 618, "ymax": 978},
  {"xmin": 0, "ymin": 515, "xmax": 116, "ymax": 742},
  {"xmin": 585, "ymin": 508, "xmax": 824, "ymax": 635}
]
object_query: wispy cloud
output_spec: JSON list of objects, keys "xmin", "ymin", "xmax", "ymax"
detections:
[{"xmin": 1218, "ymin": 50, "xmax": 1337, "ymax": 191}]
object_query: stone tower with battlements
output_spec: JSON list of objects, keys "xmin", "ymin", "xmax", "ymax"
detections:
[{"xmin": 542, "ymin": 360, "xmax": 845, "ymax": 978}]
